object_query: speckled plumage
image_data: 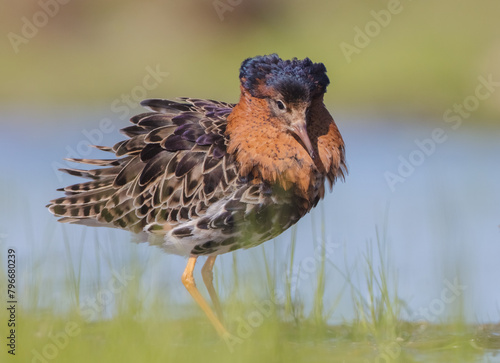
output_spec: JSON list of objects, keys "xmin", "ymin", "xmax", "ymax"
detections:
[
  {"xmin": 48, "ymin": 54, "xmax": 347, "ymax": 337},
  {"xmin": 48, "ymin": 55, "xmax": 347, "ymax": 258}
]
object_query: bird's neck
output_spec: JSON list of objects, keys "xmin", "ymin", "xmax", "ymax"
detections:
[{"xmin": 226, "ymin": 87, "xmax": 318, "ymax": 198}]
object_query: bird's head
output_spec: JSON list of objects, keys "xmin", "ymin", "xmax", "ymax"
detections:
[
  {"xmin": 227, "ymin": 54, "xmax": 344, "ymax": 197},
  {"xmin": 238, "ymin": 54, "xmax": 330, "ymax": 158}
]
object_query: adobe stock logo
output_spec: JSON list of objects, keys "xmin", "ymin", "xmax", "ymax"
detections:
[
  {"xmin": 340, "ymin": 0, "xmax": 412, "ymax": 63},
  {"xmin": 7, "ymin": 0, "xmax": 72, "ymax": 54},
  {"xmin": 30, "ymin": 268, "xmax": 134, "ymax": 363},
  {"xmin": 384, "ymin": 75, "xmax": 500, "ymax": 192},
  {"xmin": 212, "ymin": 0, "xmax": 243, "ymax": 21},
  {"xmin": 50, "ymin": 64, "xmax": 169, "ymax": 182}
]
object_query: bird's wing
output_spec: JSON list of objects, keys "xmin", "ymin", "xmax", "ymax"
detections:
[{"xmin": 47, "ymin": 98, "xmax": 238, "ymax": 234}]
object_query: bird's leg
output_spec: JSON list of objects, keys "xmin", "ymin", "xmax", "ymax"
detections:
[
  {"xmin": 181, "ymin": 256, "xmax": 228, "ymax": 337},
  {"xmin": 201, "ymin": 255, "xmax": 224, "ymax": 323}
]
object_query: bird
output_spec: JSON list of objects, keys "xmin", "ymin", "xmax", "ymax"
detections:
[{"xmin": 47, "ymin": 54, "xmax": 347, "ymax": 338}]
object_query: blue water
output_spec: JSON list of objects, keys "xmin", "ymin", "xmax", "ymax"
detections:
[{"xmin": 1, "ymin": 108, "xmax": 499, "ymax": 324}]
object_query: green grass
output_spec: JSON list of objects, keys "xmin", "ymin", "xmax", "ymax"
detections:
[{"xmin": 1, "ymin": 222, "xmax": 498, "ymax": 363}]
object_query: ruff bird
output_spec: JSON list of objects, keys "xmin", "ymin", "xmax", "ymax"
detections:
[{"xmin": 48, "ymin": 54, "xmax": 347, "ymax": 337}]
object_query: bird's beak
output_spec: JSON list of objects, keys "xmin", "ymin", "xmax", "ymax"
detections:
[{"xmin": 289, "ymin": 120, "xmax": 315, "ymax": 159}]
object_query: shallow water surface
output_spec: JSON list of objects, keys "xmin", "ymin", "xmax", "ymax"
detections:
[{"xmin": 1, "ymin": 110, "xmax": 499, "ymax": 325}]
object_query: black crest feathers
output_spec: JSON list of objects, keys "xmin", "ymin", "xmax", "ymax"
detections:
[{"xmin": 239, "ymin": 54, "xmax": 330, "ymax": 101}]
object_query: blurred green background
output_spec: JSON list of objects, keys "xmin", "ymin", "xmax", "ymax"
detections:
[
  {"xmin": 2, "ymin": 1, "xmax": 500, "ymax": 362},
  {"xmin": 2, "ymin": 0, "xmax": 500, "ymax": 122}
]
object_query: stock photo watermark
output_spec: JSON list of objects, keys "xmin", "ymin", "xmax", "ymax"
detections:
[
  {"xmin": 411, "ymin": 278, "xmax": 467, "ymax": 322},
  {"xmin": 5, "ymin": 244, "xmax": 16, "ymax": 357},
  {"xmin": 224, "ymin": 240, "xmax": 340, "ymax": 351},
  {"xmin": 368, "ymin": 340, "xmax": 404, "ymax": 363},
  {"xmin": 50, "ymin": 64, "xmax": 169, "ymax": 182},
  {"xmin": 384, "ymin": 74, "xmax": 500, "ymax": 192},
  {"xmin": 285, "ymin": 239, "xmax": 339, "ymax": 289},
  {"xmin": 213, "ymin": 0, "xmax": 243, "ymax": 21},
  {"xmin": 7, "ymin": 0, "xmax": 72, "ymax": 54},
  {"xmin": 30, "ymin": 268, "xmax": 134, "ymax": 362},
  {"xmin": 365, "ymin": 277, "xmax": 467, "ymax": 363},
  {"xmin": 340, "ymin": 0, "xmax": 413, "ymax": 64}
]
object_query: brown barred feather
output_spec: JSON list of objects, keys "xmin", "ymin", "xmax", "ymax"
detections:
[
  {"xmin": 47, "ymin": 55, "xmax": 349, "ymax": 342},
  {"xmin": 48, "ymin": 70, "xmax": 346, "ymax": 257},
  {"xmin": 48, "ymin": 99, "xmax": 237, "ymax": 239}
]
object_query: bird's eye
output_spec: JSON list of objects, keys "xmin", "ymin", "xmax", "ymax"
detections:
[{"xmin": 276, "ymin": 100, "xmax": 286, "ymax": 110}]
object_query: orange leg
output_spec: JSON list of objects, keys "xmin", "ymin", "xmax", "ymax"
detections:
[
  {"xmin": 201, "ymin": 256, "xmax": 224, "ymax": 323},
  {"xmin": 182, "ymin": 256, "xmax": 228, "ymax": 337}
]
